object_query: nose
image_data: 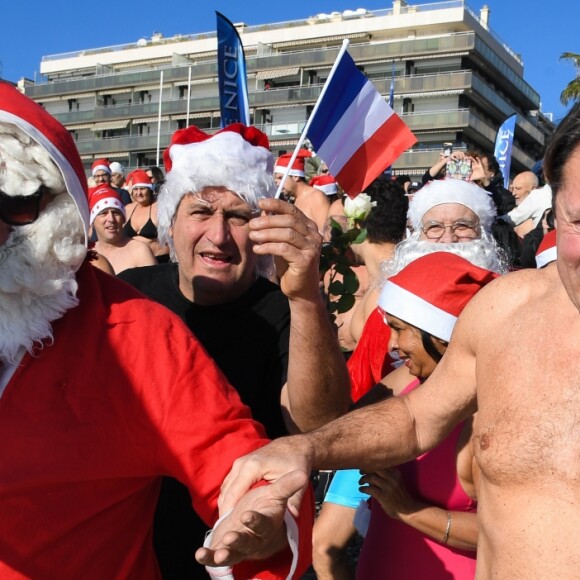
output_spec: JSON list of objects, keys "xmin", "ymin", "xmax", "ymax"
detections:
[
  {"xmin": 387, "ymin": 330, "xmax": 398, "ymax": 353},
  {"xmin": 438, "ymin": 226, "xmax": 456, "ymax": 244},
  {"xmin": 204, "ymin": 213, "xmax": 231, "ymax": 246}
]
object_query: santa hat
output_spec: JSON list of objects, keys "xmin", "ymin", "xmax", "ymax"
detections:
[
  {"xmin": 88, "ymin": 185, "xmax": 125, "ymax": 225},
  {"xmin": 408, "ymin": 178, "xmax": 496, "ymax": 232},
  {"xmin": 378, "ymin": 252, "xmax": 498, "ymax": 342},
  {"xmin": 91, "ymin": 158, "xmax": 111, "ymax": 176},
  {"xmin": 0, "ymin": 82, "xmax": 89, "ymax": 239},
  {"xmin": 129, "ymin": 169, "xmax": 153, "ymax": 191},
  {"xmin": 158, "ymin": 124, "xmax": 275, "ymax": 245},
  {"xmin": 535, "ymin": 229, "xmax": 557, "ymax": 268},
  {"xmin": 274, "ymin": 149, "xmax": 312, "ymax": 177},
  {"xmin": 309, "ymin": 175, "xmax": 338, "ymax": 196}
]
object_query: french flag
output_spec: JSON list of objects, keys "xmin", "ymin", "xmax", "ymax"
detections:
[{"xmin": 307, "ymin": 42, "xmax": 416, "ymax": 197}]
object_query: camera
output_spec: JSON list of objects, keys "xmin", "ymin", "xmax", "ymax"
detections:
[{"xmin": 446, "ymin": 158, "xmax": 473, "ymax": 181}]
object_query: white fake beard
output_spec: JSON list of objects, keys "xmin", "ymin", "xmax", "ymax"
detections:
[
  {"xmin": 379, "ymin": 229, "xmax": 509, "ymax": 286},
  {"xmin": 0, "ymin": 192, "xmax": 86, "ymax": 362}
]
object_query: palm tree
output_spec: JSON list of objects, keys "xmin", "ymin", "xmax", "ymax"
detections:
[{"xmin": 560, "ymin": 52, "xmax": 580, "ymax": 106}]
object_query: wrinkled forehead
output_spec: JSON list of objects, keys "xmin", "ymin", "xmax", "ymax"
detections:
[
  {"xmin": 0, "ymin": 123, "xmax": 64, "ymax": 196},
  {"xmin": 190, "ymin": 187, "xmax": 253, "ymax": 209},
  {"xmin": 421, "ymin": 203, "xmax": 478, "ymax": 224}
]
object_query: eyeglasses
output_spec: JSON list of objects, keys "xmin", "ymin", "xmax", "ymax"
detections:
[
  {"xmin": 421, "ymin": 219, "xmax": 480, "ymax": 241},
  {"xmin": 0, "ymin": 186, "xmax": 47, "ymax": 226}
]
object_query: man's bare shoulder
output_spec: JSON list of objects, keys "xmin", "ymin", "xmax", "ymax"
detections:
[{"xmin": 464, "ymin": 266, "xmax": 557, "ymax": 320}]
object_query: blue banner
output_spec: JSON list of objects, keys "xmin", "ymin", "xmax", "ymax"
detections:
[
  {"xmin": 494, "ymin": 114, "xmax": 516, "ymax": 189},
  {"xmin": 216, "ymin": 12, "xmax": 250, "ymax": 127}
]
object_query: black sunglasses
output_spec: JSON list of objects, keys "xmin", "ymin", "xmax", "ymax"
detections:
[{"xmin": 0, "ymin": 186, "xmax": 47, "ymax": 226}]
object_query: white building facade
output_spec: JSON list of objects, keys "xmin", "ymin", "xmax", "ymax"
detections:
[{"xmin": 20, "ymin": 0, "xmax": 553, "ymax": 178}]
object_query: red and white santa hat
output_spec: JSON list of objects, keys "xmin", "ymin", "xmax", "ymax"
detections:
[
  {"xmin": 408, "ymin": 178, "xmax": 496, "ymax": 232},
  {"xmin": 274, "ymin": 149, "xmax": 312, "ymax": 177},
  {"xmin": 91, "ymin": 158, "xmax": 112, "ymax": 176},
  {"xmin": 0, "ymin": 82, "xmax": 89, "ymax": 239},
  {"xmin": 309, "ymin": 174, "xmax": 338, "ymax": 196},
  {"xmin": 129, "ymin": 169, "xmax": 153, "ymax": 191},
  {"xmin": 378, "ymin": 252, "xmax": 498, "ymax": 342},
  {"xmin": 88, "ymin": 185, "xmax": 126, "ymax": 225},
  {"xmin": 535, "ymin": 229, "xmax": 557, "ymax": 268}
]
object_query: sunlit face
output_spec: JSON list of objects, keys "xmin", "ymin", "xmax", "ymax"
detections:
[
  {"xmin": 555, "ymin": 144, "xmax": 580, "ymax": 312},
  {"xmin": 170, "ymin": 187, "xmax": 258, "ymax": 305},
  {"xmin": 385, "ymin": 313, "xmax": 445, "ymax": 379},
  {"xmin": 512, "ymin": 174, "xmax": 535, "ymax": 205},
  {"xmin": 419, "ymin": 203, "xmax": 480, "ymax": 243},
  {"xmin": 132, "ymin": 186, "xmax": 152, "ymax": 204},
  {"xmin": 274, "ymin": 173, "xmax": 298, "ymax": 200},
  {"xmin": 93, "ymin": 170, "xmax": 111, "ymax": 185},
  {"xmin": 92, "ymin": 208, "xmax": 125, "ymax": 243},
  {"xmin": 111, "ymin": 173, "xmax": 124, "ymax": 188}
]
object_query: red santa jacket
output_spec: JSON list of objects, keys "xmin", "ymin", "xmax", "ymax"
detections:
[{"xmin": 0, "ymin": 262, "xmax": 312, "ymax": 579}]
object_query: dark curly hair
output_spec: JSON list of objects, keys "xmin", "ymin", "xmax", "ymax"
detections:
[{"xmin": 361, "ymin": 176, "xmax": 408, "ymax": 244}]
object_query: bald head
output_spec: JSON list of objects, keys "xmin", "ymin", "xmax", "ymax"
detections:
[{"xmin": 512, "ymin": 171, "xmax": 538, "ymax": 205}]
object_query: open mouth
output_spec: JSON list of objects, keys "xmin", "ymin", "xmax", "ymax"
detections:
[{"xmin": 199, "ymin": 252, "xmax": 233, "ymax": 265}]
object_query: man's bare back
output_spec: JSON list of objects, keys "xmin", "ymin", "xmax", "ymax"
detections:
[
  {"xmin": 293, "ymin": 186, "xmax": 330, "ymax": 233},
  {"xmin": 466, "ymin": 264, "xmax": 580, "ymax": 577}
]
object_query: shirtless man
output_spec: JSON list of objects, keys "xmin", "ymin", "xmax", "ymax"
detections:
[
  {"xmin": 274, "ymin": 151, "xmax": 330, "ymax": 232},
  {"xmin": 511, "ymin": 170, "xmax": 539, "ymax": 237},
  {"xmin": 199, "ymin": 104, "xmax": 580, "ymax": 577},
  {"xmin": 89, "ymin": 185, "xmax": 156, "ymax": 274}
]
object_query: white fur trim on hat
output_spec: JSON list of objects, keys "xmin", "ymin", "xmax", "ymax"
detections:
[
  {"xmin": 536, "ymin": 246, "xmax": 557, "ymax": 268},
  {"xmin": 313, "ymin": 182, "xmax": 337, "ymax": 196},
  {"xmin": 92, "ymin": 164, "xmax": 111, "ymax": 176},
  {"xmin": 378, "ymin": 281, "xmax": 457, "ymax": 342},
  {"xmin": 274, "ymin": 165, "xmax": 304, "ymax": 178},
  {"xmin": 157, "ymin": 131, "xmax": 275, "ymax": 252},
  {"xmin": 89, "ymin": 197, "xmax": 126, "ymax": 225},
  {"xmin": 131, "ymin": 181, "xmax": 153, "ymax": 191},
  {"xmin": 408, "ymin": 178, "xmax": 496, "ymax": 232}
]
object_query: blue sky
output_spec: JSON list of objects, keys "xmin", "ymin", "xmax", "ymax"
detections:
[{"xmin": 1, "ymin": 0, "xmax": 577, "ymax": 122}]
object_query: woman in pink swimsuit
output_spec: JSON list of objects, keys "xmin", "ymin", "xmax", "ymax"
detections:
[{"xmin": 357, "ymin": 252, "xmax": 498, "ymax": 579}]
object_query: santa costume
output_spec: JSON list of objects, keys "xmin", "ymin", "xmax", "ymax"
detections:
[{"xmin": 0, "ymin": 81, "xmax": 311, "ymax": 579}]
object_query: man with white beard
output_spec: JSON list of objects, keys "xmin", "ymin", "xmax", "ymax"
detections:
[{"xmin": 0, "ymin": 83, "xmax": 313, "ymax": 578}]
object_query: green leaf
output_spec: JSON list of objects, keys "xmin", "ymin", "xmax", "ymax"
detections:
[
  {"xmin": 328, "ymin": 280, "xmax": 344, "ymax": 295},
  {"xmin": 342, "ymin": 271, "xmax": 360, "ymax": 294},
  {"xmin": 353, "ymin": 228, "xmax": 368, "ymax": 244},
  {"xmin": 336, "ymin": 293, "xmax": 356, "ymax": 313}
]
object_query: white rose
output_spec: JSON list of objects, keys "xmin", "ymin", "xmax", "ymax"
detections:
[{"xmin": 343, "ymin": 193, "xmax": 377, "ymax": 222}]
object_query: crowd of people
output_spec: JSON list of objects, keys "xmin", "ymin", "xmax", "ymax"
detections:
[{"xmin": 0, "ymin": 78, "xmax": 577, "ymax": 580}]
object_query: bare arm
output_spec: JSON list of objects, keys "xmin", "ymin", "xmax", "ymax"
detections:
[
  {"xmin": 250, "ymin": 198, "xmax": 351, "ymax": 433},
  {"xmin": 219, "ymin": 292, "xmax": 484, "ymax": 513}
]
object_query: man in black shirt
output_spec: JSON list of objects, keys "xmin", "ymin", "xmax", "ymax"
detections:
[{"xmin": 119, "ymin": 124, "xmax": 350, "ymax": 577}]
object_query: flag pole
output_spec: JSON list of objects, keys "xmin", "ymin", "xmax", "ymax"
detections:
[
  {"xmin": 156, "ymin": 70, "xmax": 164, "ymax": 167},
  {"xmin": 274, "ymin": 39, "xmax": 350, "ymax": 199}
]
